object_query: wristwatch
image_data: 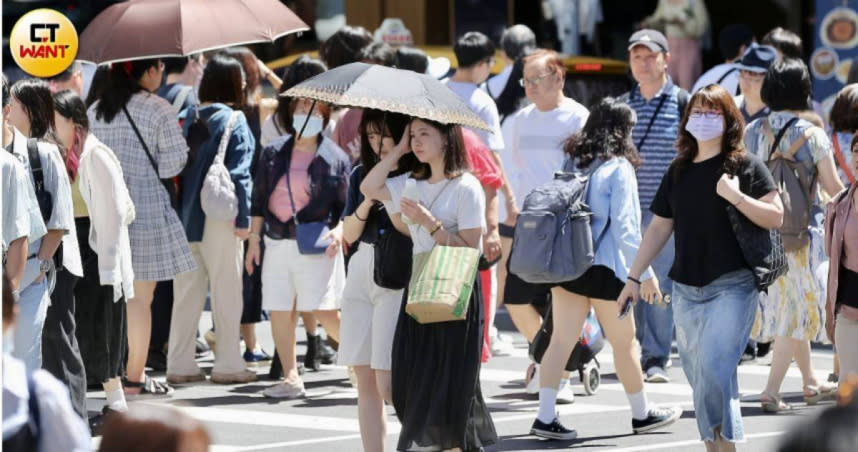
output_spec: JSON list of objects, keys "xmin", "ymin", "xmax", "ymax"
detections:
[{"xmin": 38, "ymin": 258, "xmax": 54, "ymax": 273}]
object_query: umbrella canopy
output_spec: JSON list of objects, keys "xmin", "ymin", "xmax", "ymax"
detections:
[
  {"xmin": 284, "ymin": 62, "xmax": 491, "ymax": 132},
  {"xmin": 78, "ymin": 0, "xmax": 309, "ymax": 65}
]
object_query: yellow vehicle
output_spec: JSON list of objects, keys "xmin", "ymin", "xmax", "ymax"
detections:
[{"xmin": 266, "ymin": 45, "xmax": 632, "ymax": 107}]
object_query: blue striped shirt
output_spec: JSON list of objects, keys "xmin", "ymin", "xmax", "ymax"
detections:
[{"xmin": 624, "ymin": 79, "xmax": 683, "ymax": 212}]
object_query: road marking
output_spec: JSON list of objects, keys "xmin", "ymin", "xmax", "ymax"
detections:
[{"xmin": 604, "ymin": 430, "xmax": 784, "ymax": 451}]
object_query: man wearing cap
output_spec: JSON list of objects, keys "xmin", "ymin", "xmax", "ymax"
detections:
[
  {"xmin": 620, "ymin": 29, "xmax": 689, "ymax": 384},
  {"xmin": 691, "ymin": 24, "xmax": 755, "ymax": 95},
  {"xmin": 733, "ymin": 44, "xmax": 778, "ymax": 124}
]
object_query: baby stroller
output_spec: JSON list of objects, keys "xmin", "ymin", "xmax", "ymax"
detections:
[{"xmin": 529, "ymin": 305, "xmax": 604, "ymax": 395}]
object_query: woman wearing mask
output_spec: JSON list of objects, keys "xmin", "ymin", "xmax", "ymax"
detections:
[
  {"xmin": 747, "ymin": 59, "xmax": 845, "ymax": 412},
  {"xmin": 619, "ymin": 84, "xmax": 783, "ymax": 450},
  {"xmin": 166, "ymin": 54, "xmax": 257, "ymax": 385},
  {"xmin": 246, "ymin": 85, "xmax": 350, "ymax": 399},
  {"xmin": 53, "ymin": 89, "xmax": 135, "ymax": 426},
  {"xmin": 361, "ymin": 118, "xmax": 497, "ymax": 451},
  {"xmin": 339, "ymin": 109, "xmax": 417, "ymax": 451},
  {"xmin": 531, "ymin": 99, "xmax": 682, "ymax": 440},
  {"xmin": 6, "ymin": 80, "xmax": 83, "ymax": 409},
  {"xmin": 824, "ymin": 84, "xmax": 858, "ymax": 380},
  {"xmin": 88, "ymin": 59, "xmax": 194, "ymax": 398}
]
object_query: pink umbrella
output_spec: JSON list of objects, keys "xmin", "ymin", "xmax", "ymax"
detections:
[{"xmin": 78, "ymin": 0, "xmax": 309, "ymax": 65}]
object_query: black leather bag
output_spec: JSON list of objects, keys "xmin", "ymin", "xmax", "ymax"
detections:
[
  {"xmin": 373, "ymin": 209, "xmax": 413, "ymax": 290},
  {"xmin": 726, "ymin": 204, "xmax": 789, "ymax": 291}
]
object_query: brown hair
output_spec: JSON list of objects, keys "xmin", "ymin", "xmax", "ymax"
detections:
[
  {"xmin": 831, "ymin": 84, "xmax": 858, "ymax": 133},
  {"xmin": 409, "ymin": 118, "xmax": 470, "ymax": 181},
  {"xmin": 675, "ymin": 84, "xmax": 747, "ymax": 177},
  {"xmin": 97, "ymin": 405, "xmax": 209, "ymax": 452},
  {"xmin": 523, "ymin": 49, "xmax": 567, "ymax": 79}
]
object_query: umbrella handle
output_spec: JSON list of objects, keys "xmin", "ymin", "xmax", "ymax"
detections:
[{"xmin": 296, "ymin": 99, "xmax": 317, "ymax": 140}]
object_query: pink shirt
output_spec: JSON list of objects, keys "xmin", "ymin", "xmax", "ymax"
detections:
[
  {"xmin": 843, "ymin": 206, "xmax": 858, "ymax": 273},
  {"xmin": 268, "ymin": 150, "xmax": 315, "ymax": 223}
]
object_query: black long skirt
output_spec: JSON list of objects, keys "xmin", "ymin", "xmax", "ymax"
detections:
[{"xmin": 392, "ymin": 274, "xmax": 497, "ymax": 451}]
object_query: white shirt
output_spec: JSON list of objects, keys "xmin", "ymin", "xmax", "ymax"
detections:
[
  {"xmin": 691, "ymin": 63, "xmax": 740, "ymax": 95},
  {"xmin": 2, "ymin": 151, "xmax": 46, "ymax": 251},
  {"xmin": 443, "ymin": 80, "xmax": 505, "ymax": 152},
  {"xmin": 384, "ymin": 172, "xmax": 486, "ymax": 254},
  {"xmin": 499, "ymin": 98, "xmax": 590, "ymax": 218},
  {"xmin": 2, "ymin": 354, "xmax": 92, "ymax": 452},
  {"xmin": 77, "ymin": 134, "xmax": 136, "ymax": 301}
]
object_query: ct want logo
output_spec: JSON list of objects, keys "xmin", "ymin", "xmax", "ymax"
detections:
[{"xmin": 10, "ymin": 9, "xmax": 79, "ymax": 78}]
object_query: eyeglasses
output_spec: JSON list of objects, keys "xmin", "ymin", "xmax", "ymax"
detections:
[
  {"xmin": 519, "ymin": 72, "xmax": 554, "ymax": 88},
  {"xmin": 689, "ymin": 111, "xmax": 723, "ymax": 120}
]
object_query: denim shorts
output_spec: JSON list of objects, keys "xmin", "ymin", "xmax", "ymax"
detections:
[{"xmin": 672, "ymin": 268, "xmax": 757, "ymax": 442}]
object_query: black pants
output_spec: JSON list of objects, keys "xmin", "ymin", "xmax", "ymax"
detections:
[
  {"xmin": 149, "ymin": 281, "xmax": 173, "ymax": 351},
  {"xmin": 73, "ymin": 217, "xmax": 127, "ymax": 387},
  {"xmin": 241, "ymin": 242, "xmax": 265, "ymax": 324},
  {"xmin": 42, "ymin": 265, "xmax": 87, "ymax": 420}
]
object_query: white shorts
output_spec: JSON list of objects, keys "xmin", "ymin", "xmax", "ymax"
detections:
[
  {"xmin": 337, "ymin": 243, "xmax": 403, "ymax": 370},
  {"xmin": 261, "ymin": 237, "xmax": 345, "ymax": 312}
]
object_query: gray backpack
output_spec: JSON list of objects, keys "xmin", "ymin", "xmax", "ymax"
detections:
[
  {"xmin": 509, "ymin": 159, "xmax": 608, "ymax": 284},
  {"xmin": 761, "ymin": 117, "xmax": 818, "ymax": 252}
]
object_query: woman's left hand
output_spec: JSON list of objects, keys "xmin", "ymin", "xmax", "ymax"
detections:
[
  {"xmin": 323, "ymin": 225, "xmax": 343, "ymax": 258},
  {"xmin": 716, "ymin": 174, "xmax": 743, "ymax": 205},
  {"xmin": 400, "ymin": 197, "xmax": 435, "ymax": 229}
]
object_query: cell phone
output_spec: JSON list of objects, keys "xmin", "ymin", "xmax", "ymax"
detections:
[{"xmin": 618, "ymin": 297, "xmax": 634, "ymax": 319}]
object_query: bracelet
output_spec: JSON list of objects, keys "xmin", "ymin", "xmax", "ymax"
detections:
[
  {"xmin": 429, "ymin": 221, "xmax": 442, "ymax": 236},
  {"xmin": 248, "ymin": 232, "xmax": 261, "ymax": 241},
  {"xmin": 627, "ymin": 276, "xmax": 642, "ymax": 285},
  {"xmin": 354, "ymin": 211, "xmax": 367, "ymax": 222}
]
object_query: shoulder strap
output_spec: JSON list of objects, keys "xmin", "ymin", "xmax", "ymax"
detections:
[
  {"xmin": 214, "ymin": 111, "xmax": 240, "ymax": 164},
  {"xmin": 768, "ymin": 117, "xmax": 801, "ymax": 161},
  {"xmin": 122, "ymin": 105, "xmax": 160, "ymax": 178},
  {"xmin": 637, "ymin": 93, "xmax": 669, "ymax": 150},
  {"xmin": 26, "ymin": 138, "xmax": 45, "ymax": 195},
  {"xmin": 716, "ymin": 67, "xmax": 737, "ymax": 84},
  {"xmin": 171, "ymin": 86, "xmax": 192, "ymax": 113},
  {"xmin": 833, "ymin": 132, "xmax": 856, "ymax": 184},
  {"xmin": 783, "ymin": 126, "xmax": 817, "ymax": 159}
]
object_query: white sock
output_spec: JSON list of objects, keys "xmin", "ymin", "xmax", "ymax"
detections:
[
  {"xmin": 537, "ymin": 388, "xmax": 558, "ymax": 423},
  {"xmin": 627, "ymin": 390, "xmax": 649, "ymax": 420},
  {"xmin": 105, "ymin": 387, "xmax": 128, "ymax": 412}
]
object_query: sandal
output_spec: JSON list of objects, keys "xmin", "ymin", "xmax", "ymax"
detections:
[
  {"xmin": 803, "ymin": 382, "xmax": 837, "ymax": 405},
  {"xmin": 123, "ymin": 375, "xmax": 174, "ymax": 400},
  {"xmin": 760, "ymin": 390, "xmax": 792, "ymax": 413}
]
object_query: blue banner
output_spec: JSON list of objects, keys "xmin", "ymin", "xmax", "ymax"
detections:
[{"xmin": 812, "ymin": 0, "xmax": 858, "ymax": 118}]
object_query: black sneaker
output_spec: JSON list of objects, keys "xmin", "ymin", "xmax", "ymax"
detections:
[
  {"xmin": 632, "ymin": 406, "xmax": 682, "ymax": 434},
  {"xmin": 530, "ymin": 418, "xmax": 578, "ymax": 440}
]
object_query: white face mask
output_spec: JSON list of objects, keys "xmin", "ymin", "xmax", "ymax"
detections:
[
  {"xmin": 685, "ymin": 113, "xmax": 725, "ymax": 142},
  {"xmin": 292, "ymin": 114, "xmax": 324, "ymax": 138}
]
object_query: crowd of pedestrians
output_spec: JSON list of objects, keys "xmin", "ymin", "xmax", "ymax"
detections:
[{"xmin": 3, "ymin": 13, "xmax": 858, "ymax": 452}]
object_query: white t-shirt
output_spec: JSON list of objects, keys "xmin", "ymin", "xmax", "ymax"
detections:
[
  {"xmin": 500, "ymin": 98, "xmax": 589, "ymax": 218},
  {"xmin": 384, "ymin": 172, "xmax": 486, "ymax": 254},
  {"xmin": 443, "ymin": 79, "xmax": 505, "ymax": 152},
  {"xmin": 691, "ymin": 63, "xmax": 740, "ymax": 95}
]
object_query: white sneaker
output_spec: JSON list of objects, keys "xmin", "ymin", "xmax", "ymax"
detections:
[
  {"xmin": 645, "ymin": 366, "xmax": 670, "ymax": 383},
  {"xmin": 525, "ymin": 363, "xmax": 540, "ymax": 394},
  {"xmin": 491, "ymin": 336, "xmax": 515, "ymax": 357},
  {"xmin": 556, "ymin": 380, "xmax": 575, "ymax": 404},
  {"xmin": 262, "ymin": 381, "xmax": 306, "ymax": 399}
]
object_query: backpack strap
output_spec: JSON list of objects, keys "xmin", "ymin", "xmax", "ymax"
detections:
[
  {"xmin": 783, "ymin": 126, "xmax": 818, "ymax": 160},
  {"xmin": 716, "ymin": 67, "xmax": 737, "ymax": 85},
  {"xmin": 767, "ymin": 117, "xmax": 801, "ymax": 162}
]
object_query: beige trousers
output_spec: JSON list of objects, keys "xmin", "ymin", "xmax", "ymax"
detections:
[
  {"xmin": 168, "ymin": 218, "xmax": 246, "ymax": 375},
  {"xmin": 836, "ymin": 315, "xmax": 858, "ymax": 381}
]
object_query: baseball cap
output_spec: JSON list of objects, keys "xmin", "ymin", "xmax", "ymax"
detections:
[
  {"xmin": 734, "ymin": 44, "xmax": 778, "ymax": 73},
  {"xmin": 628, "ymin": 29, "xmax": 669, "ymax": 53}
]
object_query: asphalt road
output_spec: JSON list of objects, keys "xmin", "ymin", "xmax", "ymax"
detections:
[{"xmin": 87, "ymin": 309, "xmax": 835, "ymax": 452}]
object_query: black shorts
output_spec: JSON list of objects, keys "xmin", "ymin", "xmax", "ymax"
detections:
[
  {"xmin": 556, "ymin": 265, "xmax": 625, "ymax": 301},
  {"xmin": 503, "ymin": 256, "xmax": 552, "ymax": 306}
]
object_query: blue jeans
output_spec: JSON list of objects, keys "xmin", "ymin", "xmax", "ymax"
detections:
[
  {"xmin": 13, "ymin": 264, "xmax": 50, "ymax": 372},
  {"xmin": 635, "ymin": 212, "xmax": 674, "ymax": 368},
  {"xmin": 673, "ymin": 269, "xmax": 757, "ymax": 442}
]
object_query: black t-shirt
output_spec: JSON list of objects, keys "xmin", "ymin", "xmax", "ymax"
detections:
[
  {"xmin": 343, "ymin": 164, "xmax": 405, "ymax": 244},
  {"xmin": 650, "ymin": 153, "xmax": 777, "ymax": 287}
]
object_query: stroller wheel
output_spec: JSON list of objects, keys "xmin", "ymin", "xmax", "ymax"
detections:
[{"xmin": 583, "ymin": 364, "xmax": 600, "ymax": 395}]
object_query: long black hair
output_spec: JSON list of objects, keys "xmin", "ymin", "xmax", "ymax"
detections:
[
  {"xmin": 92, "ymin": 58, "xmax": 161, "ymax": 122},
  {"xmin": 10, "ymin": 78, "xmax": 55, "ymax": 138},
  {"xmin": 359, "ymin": 109, "xmax": 417, "ymax": 173},
  {"xmin": 564, "ymin": 97, "xmax": 641, "ymax": 169},
  {"xmin": 53, "ymin": 89, "xmax": 89, "ymax": 132},
  {"xmin": 496, "ymin": 53, "xmax": 530, "ymax": 123}
]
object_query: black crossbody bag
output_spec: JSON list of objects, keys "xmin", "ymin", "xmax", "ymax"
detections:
[
  {"xmin": 123, "ymin": 105, "xmax": 180, "ymax": 211},
  {"xmin": 372, "ymin": 202, "xmax": 413, "ymax": 289}
]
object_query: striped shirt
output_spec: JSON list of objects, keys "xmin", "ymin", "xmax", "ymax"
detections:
[{"xmin": 624, "ymin": 79, "xmax": 683, "ymax": 212}]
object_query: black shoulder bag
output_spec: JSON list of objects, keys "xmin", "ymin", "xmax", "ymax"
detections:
[
  {"xmin": 26, "ymin": 138, "xmax": 53, "ymax": 221},
  {"xmin": 123, "ymin": 105, "xmax": 180, "ymax": 211},
  {"xmin": 372, "ymin": 202, "xmax": 413, "ymax": 290}
]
